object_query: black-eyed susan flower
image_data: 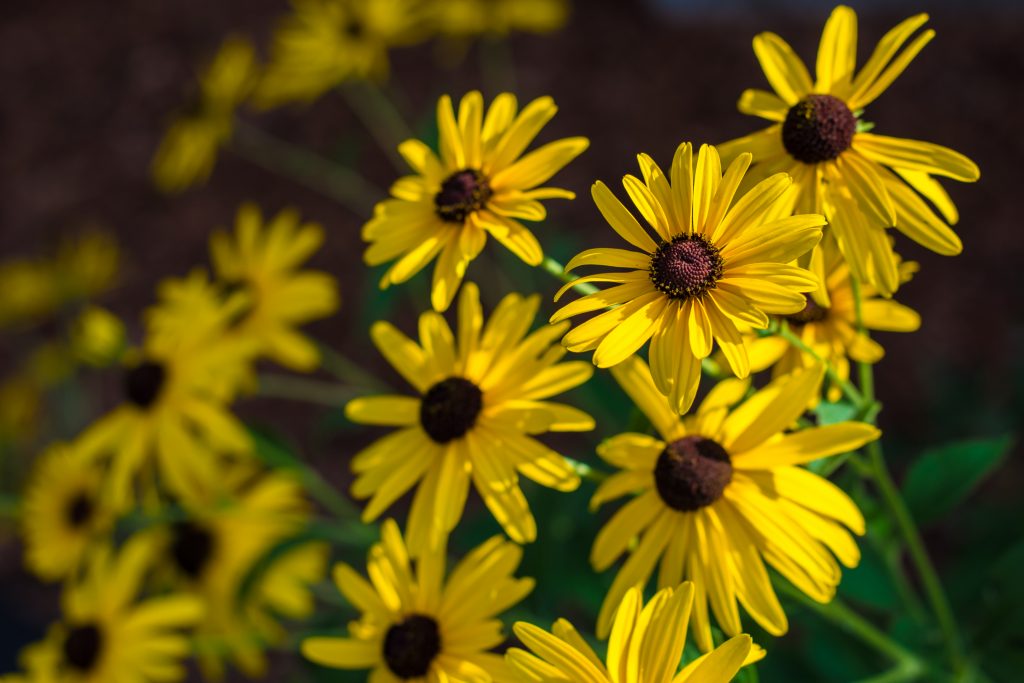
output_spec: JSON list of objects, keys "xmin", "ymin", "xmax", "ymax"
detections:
[
  {"xmin": 590, "ymin": 357, "xmax": 878, "ymax": 649},
  {"xmin": 364, "ymin": 91, "xmax": 589, "ymax": 311},
  {"xmin": 508, "ymin": 583, "xmax": 754, "ymax": 683},
  {"xmin": 18, "ymin": 536, "xmax": 202, "ymax": 683},
  {"xmin": 256, "ymin": 0, "xmax": 428, "ymax": 106},
  {"xmin": 743, "ymin": 239, "xmax": 920, "ymax": 401},
  {"xmin": 151, "ymin": 36, "xmax": 256, "ymax": 193},
  {"xmin": 429, "ymin": 0, "xmax": 569, "ymax": 39},
  {"xmin": 210, "ymin": 203, "xmax": 339, "ymax": 372},
  {"xmin": 302, "ymin": 519, "xmax": 532, "ymax": 681},
  {"xmin": 151, "ymin": 460, "xmax": 326, "ymax": 679},
  {"xmin": 77, "ymin": 272, "xmax": 257, "ymax": 509},
  {"xmin": 552, "ymin": 142, "xmax": 823, "ymax": 414},
  {"xmin": 719, "ymin": 6, "xmax": 979, "ymax": 296},
  {"xmin": 21, "ymin": 443, "xmax": 113, "ymax": 582},
  {"xmin": 347, "ymin": 282, "xmax": 592, "ymax": 554}
]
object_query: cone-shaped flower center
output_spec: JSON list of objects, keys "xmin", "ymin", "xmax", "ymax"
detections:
[
  {"xmin": 654, "ymin": 435, "xmax": 733, "ymax": 511},
  {"xmin": 170, "ymin": 522, "xmax": 215, "ymax": 579},
  {"xmin": 383, "ymin": 614, "xmax": 442, "ymax": 679},
  {"xmin": 786, "ymin": 295, "xmax": 830, "ymax": 326},
  {"xmin": 420, "ymin": 377, "xmax": 483, "ymax": 444},
  {"xmin": 123, "ymin": 360, "xmax": 166, "ymax": 409},
  {"xmin": 782, "ymin": 94, "xmax": 857, "ymax": 164},
  {"xmin": 435, "ymin": 169, "xmax": 491, "ymax": 223},
  {"xmin": 63, "ymin": 623, "xmax": 103, "ymax": 672},
  {"xmin": 65, "ymin": 492, "xmax": 94, "ymax": 528},
  {"xmin": 649, "ymin": 234, "xmax": 724, "ymax": 300}
]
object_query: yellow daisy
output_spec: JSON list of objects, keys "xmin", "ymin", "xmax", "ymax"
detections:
[
  {"xmin": 718, "ymin": 6, "xmax": 979, "ymax": 296},
  {"xmin": 77, "ymin": 273, "xmax": 257, "ymax": 509},
  {"xmin": 552, "ymin": 142, "xmax": 823, "ymax": 414},
  {"xmin": 364, "ymin": 90, "xmax": 589, "ymax": 311},
  {"xmin": 255, "ymin": 0, "xmax": 428, "ymax": 106},
  {"xmin": 151, "ymin": 36, "xmax": 257, "ymax": 193},
  {"xmin": 590, "ymin": 356, "xmax": 879, "ymax": 649},
  {"xmin": 210, "ymin": 203, "xmax": 340, "ymax": 372},
  {"xmin": 508, "ymin": 583, "xmax": 754, "ymax": 683},
  {"xmin": 743, "ymin": 238, "xmax": 920, "ymax": 401},
  {"xmin": 152, "ymin": 460, "xmax": 326, "ymax": 679},
  {"xmin": 17, "ymin": 536, "xmax": 203, "ymax": 683},
  {"xmin": 429, "ymin": 0, "xmax": 570, "ymax": 39},
  {"xmin": 21, "ymin": 443, "xmax": 113, "ymax": 582},
  {"xmin": 302, "ymin": 518, "xmax": 533, "ymax": 681},
  {"xmin": 347, "ymin": 282, "xmax": 592, "ymax": 554}
]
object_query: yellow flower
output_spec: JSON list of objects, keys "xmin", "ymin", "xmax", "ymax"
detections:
[
  {"xmin": 0, "ymin": 376, "xmax": 40, "ymax": 445},
  {"xmin": 17, "ymin": 536, "xmax": 203, "ymax": 683},
  {"xmin": 70, "ymin": 307, "xmax": 126, "ymax": 368},
  {"xmin": 347, "ymin": 282, "xmax": 592, "ymax": 554},
  {"xmin": 151, "ymin": 36, "xmax": 256, "ymax": 193},
  {"xmin": 742, "ymin": 239, "xmax": 920, "ymax": 402},
  {"xmin": 591, "ymin": 357, "xmax": 878, "ymax": 650},
  {"xmin": 153, "ymin": 461, "xmax": 326, "ymax": 680},
  {"xmin": 255, "ymin": 0, "xmax": 428, "ymax": 106},
  {"xmin": 77, "ymin": 272, "xmax": 257, "ymax": 509},
  {"xmin": 508, "ymin": 583, "xmax": 755, "ymax": 683},
  {"xmin": 210, "ymin": 203, "xmax": 340, "ymax": 372},
  {"xmin": 302, "ymin": 519, "xmax": 532, "ymax": 681},
  {"xmin": 552, "ymin": 142, "xmax": 823, "ymax": 414},
  {"xmin": 429, "ymin": 0, "xmax": 569, "ymax": 38},
  {"xmin": 719, "ymin": 6, "xmax": 979, "ymax": 296},
  {"xmin": 21, "ymin": 443, "xmax": 113, "ymax": 582},
  {"xmin": 364, "ymin": 90, "xmax": 589, "ymax": 311}
]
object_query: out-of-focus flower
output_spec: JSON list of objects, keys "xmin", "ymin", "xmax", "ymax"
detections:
[
  {"xmin": 719, "ymin": 6, "xmax": 979, "ymax": 296},
  {"xmin": 347, "ymin": 283, "xmax": 592, "ymax": 555},
  {"xmin": 151, "ymin": 36, "xmax": 257, "ymax": 193},
  {"xmin": 365, "ymin": 91, "xmax": 588, "ymax": 311},
  {"xmin": 591, "ymin": 357, "xmax": 878, "ymax": 649},
  {"xmin": 16, "ymin": 536, "xmax": 202, "ymax": 683},
  {"xmin": 152, "ymin": 461, "xmax": 326, "ymax": 680},
  {"xmin": 0, "ymin": 377, "xmax": 41, "ymax": 445},
  {"xmin": 255, "ymin": 0, "xmax": 428, "ymax": 106},
  {"xmin": 21, "ymin": 442, "xmax": 113, "ymax": 582},
  {"xmin": 508, "ymin": 583, "xmax": 756, "ymax": 683},
  {"xmin": 70, "ymin": 307, "xmax": 126, "ymax": 368},
  {"xmin": 210, "ymin": 203, "xmax": 339, "ymax": 372},
  {"xmin": 552, "ymin": 142, "xmax": 822, "ymax": 414},
  {"xmin": 302, "ymin": 519, "xmax": 532, "ymax": 681},
  {"xmin": 429, "ymin": 0, "xmax": 569, "ymax": 39}
]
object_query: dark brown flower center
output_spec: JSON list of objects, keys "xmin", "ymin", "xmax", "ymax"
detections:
[
  {"xmin": 420, "ymin": 377, "xmax": 483, "ymax": 444},
  {"xmin": 786, "ymin": 295, "xmax": 830, "ymax": 327},
  {"xmin": 123, "ymin": 360, "xmax": 166, "ymax": 409},
  {"xmin": 649, "ymin": 234, "xmax": 724, "ymax": 300},
  {"xmin": 343, "ymin": 19, "xmax": 364, "ymax": 39},
  {"xmin": 782, "ymin": 94, "xmax": 857, "ymax": 164},
  {"xmin": 65, "ymin": 492, "xmax": 94, "ymax": 529},
  {"xmin": 170, "ymin": 522, "xmax": 215, "ymax": 579},
  {"xmin": 654, "ymin": 436, "xmax": 732, "ymax": 511},
  {"xmin": 383, "ymin": 614, "xmax": 441, "ymax": 679},
  {"xmin": 63, "ymin": 623, "xmax": 103, "ymax": 672},
  {"xmin": 434, "ymin": 169, "xmax": 491, "ymax": 223}
]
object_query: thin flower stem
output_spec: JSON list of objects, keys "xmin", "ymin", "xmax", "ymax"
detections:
[
  {"xmin": 564, "ymin": 456, "xmax": 609, "ymax": 484},
  {"xmin": 229, "ymin": 119, "xmax": 381, "ymax": 215},
  {"xmin": 777, "ymin": 581, "xmax": 926, "ymax": 681},
  {"xmin": 316, "ymin": 342, "xmax": 394, "ymax": 392},
  {"xmin": 256, "ymin": 373, "xmax": 358, "ymax": 408},
  {"xmin": 540, "ymin": 256, "xmax": 600, "ymax": 296},
  {"xmin": 775, "ymin": 321, "xmax": 865, "ymax": 406},
  {"xmin": 342, "ymin": 82, "xmax": 413, "ymax": 173}
]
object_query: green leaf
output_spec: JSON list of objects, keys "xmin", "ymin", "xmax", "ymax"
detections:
[
  {"xmin": 813, "ymin": 400, "xmax": 858, "ymax": 425},
  {"xmin": 902, "ymin": 435, "xmax": 1014, "ymax": 525}
]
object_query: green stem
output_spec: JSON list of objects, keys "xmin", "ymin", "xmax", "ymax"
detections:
[
  {"xmin": 316, "ymin": 342, "xmax": 394, "ymax": 392},
  {"xmin": 564, "ymin": 456, "xmax": 609, "ymax": 484},
  {"xmin": 541, "ymin": 256, "xmax": 600, "ymax": 296},
  {"xmin": 777, "ymin": 581, "xmax": 926, "ymax": 681},
  {"xmin": 230, "ymin": 119, "xmax": 381, "ymax": 215},
  {"xmin": 0, "ymin": 493, "xmax": 20, "ymax": 519},
  {"xmin": 342, "ymin": 82, "xmax": 414, "ymax": 172},
  {"xmin": 775, "ymin": 321, "xmax": 864, "ymax": 406},
  {"xmin": 256, "ymin": 373, "xmax": 357, "ymax": 408}
]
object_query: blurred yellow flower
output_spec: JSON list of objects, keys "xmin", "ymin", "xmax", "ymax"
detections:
[
  {"xmin": 429, "ymin": 0, "xmax": 569, "ymax": 39},
  {"xmin": 591, "ymin": 357, "xmax": 877, "ymax": 650},
  {"xmin": 302, "ymin": 519, "xmax": 532, "ymax": 681},
  {"xmin": 210, "ymin": 203, "xmax": 339, "ymax": 372},
  {"xmin": 508, "ymin": 583, "xmax": 756, "ymax": 683},
  {"xmin": 256, "ymin": 0, "xmax": 428, "ymax": 106},
  {"xmin": 151, "ymin": 36, "xmax": 257, "ymax": 193},
  {"xmin": 70, "ymin": 306, "xmax": 126, "ymax": 368},
  {"xmin": 719, "ymin": 6, "xmax": 979, "ymax": 296},
  {"xmin": 364, "ymin": 91, "xmax": 588, "ymax": 311}
]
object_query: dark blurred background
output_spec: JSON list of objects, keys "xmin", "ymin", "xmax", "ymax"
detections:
[{"xmin": 1, "ymin": 0, "xmax": 1022, "ymax": 681}]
